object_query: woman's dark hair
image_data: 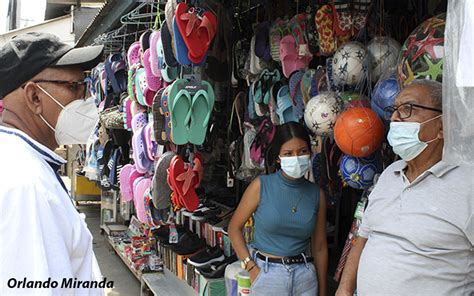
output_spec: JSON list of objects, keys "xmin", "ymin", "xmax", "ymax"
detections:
[{"xmin": 265, "ymin": 122, "xmax": 311, "ymax": 173}]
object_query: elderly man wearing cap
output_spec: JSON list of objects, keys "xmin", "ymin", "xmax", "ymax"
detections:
[
  {"xmin": 0, "ymin": 32, "xmax": 105, "ymax": 295},
  {"xmin": 336, "ymin": 80, "xmax": 474, "ymax": 296}
]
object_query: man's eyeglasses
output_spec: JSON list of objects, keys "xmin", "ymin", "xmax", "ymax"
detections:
[
  {"xmin": 383, "ymin": 103, "xmax": 442, "ymax": 121},
  {"xmin": 29, "ymin": 79, "xmax": 90, "ymax": 99}
]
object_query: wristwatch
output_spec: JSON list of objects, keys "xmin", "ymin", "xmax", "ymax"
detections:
[{"xmin": 241, "ymin": 256, "xmax": 252, "ymax": 270}]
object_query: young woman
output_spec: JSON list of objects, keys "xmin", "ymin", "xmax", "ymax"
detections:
[{"xmin": 229, "ymin": 122, "xmax": 328, "ymax": 296}]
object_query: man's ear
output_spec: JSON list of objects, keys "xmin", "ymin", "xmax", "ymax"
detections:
[
  {"xmin": 23, "ymin": 82, "xmax": 43, "ymax": 115},
  {"xmin": 438, "ymin": 120, "xmax": 443, "ymax": 140}
]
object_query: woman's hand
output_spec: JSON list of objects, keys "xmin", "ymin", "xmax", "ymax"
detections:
[{"xmin": 249, "ymin": 265, "xmax": 261, "ymax": 284}]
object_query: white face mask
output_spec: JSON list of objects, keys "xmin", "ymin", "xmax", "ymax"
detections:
[
  {"xmin": 387, "ymin": 115, "xmax": 441, "ymax": 161},
  {"xmin": 36, "ymin": 84, "xmax": 99, "ymax": 145},
  {"xmin": 279, "ymin": 155, "xmax": 311, "ymax": 179}
]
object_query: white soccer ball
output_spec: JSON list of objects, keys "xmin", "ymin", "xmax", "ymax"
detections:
[
  {"xmin": 304, "ymin": 92, "xmax": 344, "ymax": 137},
  {"xmin": 367, "ymin": 37, "xmax": 401, "ymax": 82},
  {"xmin": 332, "ymin": 42, "xmax": 368, "ymax": 87}
]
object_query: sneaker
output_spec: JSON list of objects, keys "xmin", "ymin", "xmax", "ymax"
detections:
[
  {"xmin": 187, "ymin": 246, "xmax": 225, "ymax": 267},
  {"xmin": 167, "ymin": 232, "xmax": 206, "ymax": 255},
  {"xmin": 197, "ymin": 255, "xmax": 238, "ymax": 279}
]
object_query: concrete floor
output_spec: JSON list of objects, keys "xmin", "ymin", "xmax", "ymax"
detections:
[{"xmin": 80, "ymin": 204, "xmax": 141, "ymax": 296}]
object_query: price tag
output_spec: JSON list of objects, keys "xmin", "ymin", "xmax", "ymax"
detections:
[{"xmin": 298, "ymin": 44, "xmax": 310, "ymax": 57}]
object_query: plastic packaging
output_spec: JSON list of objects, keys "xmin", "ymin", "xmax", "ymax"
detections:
[{"xmin": 443, "ymin": 1, "xmax": 474, "ymax": 165}]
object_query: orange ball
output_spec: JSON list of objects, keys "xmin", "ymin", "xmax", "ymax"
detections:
[{"xmin": 334, "ymin": 107, "xmax": 384, "ymax": 157}]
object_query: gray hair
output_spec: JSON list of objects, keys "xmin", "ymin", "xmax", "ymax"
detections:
[{"xmin": 407, "ymin": 79, "xmax": 443, "ymax": 109}]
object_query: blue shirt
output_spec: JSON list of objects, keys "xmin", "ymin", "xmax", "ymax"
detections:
[{"xmin": 252, "ymin": 171, "xmax": 320, "ymax": 257}]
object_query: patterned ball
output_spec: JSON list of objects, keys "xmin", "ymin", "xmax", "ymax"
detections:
[
  {"xmin": 304, "ymin": 92, "xmax": 344, "ymax": 137},
  {"xmin": 332, "ymin": 42, "xmax": 369, "ymax": 86},
  {"xmin": 371, "ymin": 77, "xmax": 401, "ymax": 120},
  {"xmin": 397, "ymin": 14, "xmax": 445, "ymax": 86},
  {"xmin": 367, "ymin": 37, "xmax": 401, "ymax": 82},
  {"xmin": 340, "ymin": 154, "xmax": 380, "ymax": 190}
]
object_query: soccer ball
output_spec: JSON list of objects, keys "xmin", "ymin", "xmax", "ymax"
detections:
[
  {"xmin": 304, "ymin": 92, "xmax": 344, "ymax": 137},
  {"xmin": 332, "ymin": 42, "xmax": 369, "ymax": 87},
  {"xmin": 367, "ymin": 37, "xmax": 401, "ymax": 82},
  {"xmin": 340, "ymin": 154, "xmax": 380, "ymax": 189},
  {"xmin": 371, "ymin": 77, "xmax": 401, "ymax": 120},
  {"xmin": 334, "ymin": 107, "xmax": 384, "ymax": 157},
  {"xmin": 398, "ymin": 14, "xmax": 445, "ymax": 86}
]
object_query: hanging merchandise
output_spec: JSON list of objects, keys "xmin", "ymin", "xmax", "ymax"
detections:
[
  {"xmin": 339, "ymin": 92, "xmax": 370, "ymax": 110},
  {"xmin": 340, "ymin": 154, "xmax": 381, "ymax": 190},
  {"xmin": 315, "ymin": 4, "xmax": 337, "ymax": 56},
  {"xmin": 397, "ymin": 14, "xmax": 445, "ymax": 86},
  {"xmin": 367, "ymin": 36, "xmax": 401, "ymax": 82},
  {"xmin": 304, "ymin": 92, "xmax": 344, "ymax": 137},
  {"xmin": 334, "ymin": 107, "xmax": 384, "ymax": 157},
  {"xmin": 331, "ymin": 41, "xmax": 369, "ymax": 87},
  {"xmin": 371, "ymin": 76, "xmax": 400, "ymax": 120}
]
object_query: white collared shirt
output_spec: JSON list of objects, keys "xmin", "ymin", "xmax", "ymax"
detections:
[{"xmin": 0, "ymin": 126, "xmax": 103, "ymax": 295}]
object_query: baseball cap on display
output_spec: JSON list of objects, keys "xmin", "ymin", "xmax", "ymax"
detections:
[{"xmin": 0, "ymin": 32, "xmax": 104, "ymax": 99}]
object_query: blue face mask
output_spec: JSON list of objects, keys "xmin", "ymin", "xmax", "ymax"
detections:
[
  {"xmin": 279, "ymin": 155, "xmax": 311, "ymax": 179},
  {"xmin": 387, "ymin": 115, "xmax": 441, "ymax": 161}
]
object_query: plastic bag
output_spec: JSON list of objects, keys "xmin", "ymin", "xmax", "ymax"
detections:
[{"xmin": 443, "ymin": 1, "xmax": 474, "ymax": 165}]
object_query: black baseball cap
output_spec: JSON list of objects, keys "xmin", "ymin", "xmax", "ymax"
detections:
[{"xmin": 0, "ymin": 32, "xmax": 104, "ymax": 99}]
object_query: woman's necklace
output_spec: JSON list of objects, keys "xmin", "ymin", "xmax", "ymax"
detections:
[{"xmin": 292, "ymin": 196, "xmax": 304, "ymax": 213}]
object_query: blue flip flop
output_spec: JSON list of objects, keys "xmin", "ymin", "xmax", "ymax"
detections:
[
  {"xmin": 277, "ymin": 85, "xmax": 297, "ymax": 124},
  {"xmin": 289, "ymin": 70, "xmax": 305, "ymax": 120}
]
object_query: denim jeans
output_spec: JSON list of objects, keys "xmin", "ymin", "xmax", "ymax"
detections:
[{"xmin": 250, "ymin": 251, "xmax": 318, "ymax": 296}]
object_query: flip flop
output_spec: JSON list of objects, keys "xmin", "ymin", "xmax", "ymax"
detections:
[
  {"xmin": 119, "ymin": 164, "xmax": 134, "ymax": 202},
  {"xmin": 161, "ymin": 86, "xmax": 172, "ymax": 142},
  {"xmin": 127, "ymin": 41, "xmax": 141, "ymax": 66},
  {"xmin": 134, "ymin": 68, "xmax": 148, "ymax": 106},
  {"xmin": 157, "ymin": 35, "xmax": 178, "ymax": 83},
  {"xmin": 301, "ymin": 69, "xmax": 317, "ymax": 105},
  {"xmin": 152, "ymin": 88, "xmax": 168, "ymax": 145},
  {"xmin": 122, "ymin": 96, "xmax": 133, "ymax": 131},
  {"xmin": 152, "ymin": 151, "xmax": 176, "ymax": 209},
  {"xmin": 192, "ymin": 153, "xmax": 203, "ymax": 188},
  {"xmin": 247, "ymin": 81, "xmax": 257, "ymax": 120},
  {"xmin": 173, "ymin": 15, "xmax": 192, "ymax": 66},
  {"xmin": 128, "ymin": 166, "xmax": 143, "ymax": 199},
  {"xmin": 132, "ymin": 127, "xmax": 152, "ymax": 174},
  {"xmin": 140, "ymin": 30, "xmax": 152, "ymax": 52},
  {"xmin": 169, "ymin": 155, "xmax": 199, "ymax": 212},
  {"xmin": 168, "ymin": 79, "xmax": 192, "ymax": 145},
  {"xmin": 332, "ymin": 0, "xmax": 352, "ymax": 38},
  {"xmin": 143, "ymin": 122, "xmax": 156, "ymax": 161},
  {"xmin": 187, "ymin": 80, "xmax": 215, "ymax": 145},
  {"xmin": 352, "ymin": 0, "xmax": 371, "ymax": 34},
  {"xmin": 105, "ymin": 53, "xmax": 127, "ymax": 94},
  {"xmin": 289, "ymin": 70, "xmax": 305, "ymax": 120},
  {"xmin": 255, "ymin": 21, "xmax": 272, "ymax": 62},
  {"xmin": 269, "ymin": 82, "xmax": 282, "ymax": 125},
  {"xmin": 279, "ymin": 35, "xmax": 311, "ymax": 78},
  {"xmin": 277, "ymin": 85, "xmax": 297, "ymax": 124},
  {"xmin": 134, "ymin": 177, "xmax": 152, "ymax": 223},
  {"xmin": 175, "ymin": 3, "xmax": 217, "ymax": 60},
  {"xmin": 249, "ymin": 35, "xmax": 264, "ymax": 75},
  {"xmin": 270, "ymin": 18, "xmax": 288, "ymax": 63},
  {"xmin": 143, "ymin": 49, "xmax": 162, "ymax": 92},
  {"xmin": 161, "ymin": 20, "xmax": 178, "ymax": 68},
  {"xmin": 316, "ymin": 5, "xmax": 337, "ymax": 56},
  {"xmin": 149, "ymin": 31, "xmax": 162, "ymax": 77}
]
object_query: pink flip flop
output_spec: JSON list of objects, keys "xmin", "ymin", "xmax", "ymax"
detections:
[
  {"xmin": 134, "ymin": 177, "xmax": 152, "ymax": 223},
  {"xmin": 119, "ymin": 164, "xmax": 134, "ymax": 202},
  {"xmin": 127, "ymin": 41, "xmax": 141, "ymax": 66},
  {"xmin": 143, "ymin": 49, "xmax": 162, "ymax": 92},
  {"xmin": 279, "ymin": 35, "xmax": 311, "ymax": 78}
]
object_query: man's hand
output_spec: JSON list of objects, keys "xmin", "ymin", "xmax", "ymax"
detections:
[{"xmin": 249, "ymin": 265, "xmax": 261, "ymax": 284}]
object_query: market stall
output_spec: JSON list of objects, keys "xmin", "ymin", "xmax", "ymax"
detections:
[{"xmin": 70, "ymin": 0, "xmax": 450, "ymax": 295}]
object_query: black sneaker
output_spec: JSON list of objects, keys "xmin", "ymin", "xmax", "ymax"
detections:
[
  {"xmin": 167, "ymin": 232, "xmax": 206, "ymax": 255},
  {"xmin": 197, "ymin": 255, "xmax": 238, "ymax": 279},
  {"xmin": 187, "ymin": 246, "xmax": 225, "ymax": 267}
]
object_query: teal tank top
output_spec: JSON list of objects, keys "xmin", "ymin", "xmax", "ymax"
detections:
[{"xmin": 252, "ymin": 170, "xmax": 320, "ymax": 257}]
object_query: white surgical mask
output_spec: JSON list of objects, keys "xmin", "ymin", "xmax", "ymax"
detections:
[
  {"xmin": 37, "ymin": 84, "xmax": 99, "ymax": 145},
  {"xmin": 279, "ymin": 155, "xmax": 310, "ymax": 179},
  {"xmin": 387, "ymin": 115, "xmax": 441, "ymax": 161}
]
